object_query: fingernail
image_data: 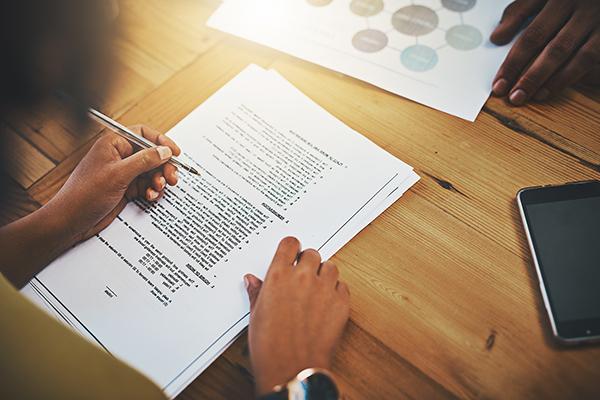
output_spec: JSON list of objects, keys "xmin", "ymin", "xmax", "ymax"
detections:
[
  {"xmin": 173, "ymin": 170, "xmax": 179, "ymax": 182},
  {"xmin": 492, "ymin": 78, "xmax": 509, "ymax": 96},
  {"xmin": 509, "ymin": 89, "xmax": 527, "ymax": 106},
  {"xmin": 157, "ymin": 146, "xmax": 172, "ymax": 161},
  {"xmin": 243, "ymin": 275, "xmax": 250, "ymax": 289},
  {"xmin": 148, "ymin": 189, "xmax": 159, "ymax": 200},
  {"xmin": 159, "ymin": 176, "xmax": 166, "ymax": 189},
  {"xmin": 534, "ymin": 88, "xmax": 550, "ymax": 102}
]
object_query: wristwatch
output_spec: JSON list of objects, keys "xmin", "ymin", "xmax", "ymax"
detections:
[{"xmin": 259, "ymin": 368, "xmax": 340, "ymax": 400}]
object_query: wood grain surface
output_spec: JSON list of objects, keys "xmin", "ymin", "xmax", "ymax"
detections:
[{"xmin": 2, "ymin": 1, "xmax": 599, "ymax": 399}]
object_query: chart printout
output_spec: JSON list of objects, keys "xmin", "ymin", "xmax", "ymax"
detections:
[
  {"xmin": 209, "ymin": 0, "xmax": 513, "ymax": 121},
  {"xmin": 22, "ymin": 66, "xmax": 418, "ymax": 398}
]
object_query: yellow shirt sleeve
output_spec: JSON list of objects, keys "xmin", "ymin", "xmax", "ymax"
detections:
[{"xmin": 0, "ymin": 274, "xmax": 167, "ymax": 400}]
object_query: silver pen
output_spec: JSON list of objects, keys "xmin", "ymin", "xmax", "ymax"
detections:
[{"xmin": 88, "ymin": 108, "xmax": 200, "ymax": 175}]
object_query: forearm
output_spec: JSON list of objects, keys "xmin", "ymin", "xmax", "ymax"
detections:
[{"xmin": 0, "ymin": 203, "xmax": 76, "ymax": 288}]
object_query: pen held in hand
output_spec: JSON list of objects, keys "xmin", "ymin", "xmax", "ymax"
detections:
[{"xmin": 87, "ymin": 108, "xmax": 200, "ymax": 175}]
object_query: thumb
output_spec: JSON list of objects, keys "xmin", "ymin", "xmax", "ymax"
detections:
[
  {"xmin": 244, "ymin": 274, "xmax": 263, "ymax": 311},
  {"xmin": 119, "ymin": 146, "xmax": 172, "ymax": 183}
]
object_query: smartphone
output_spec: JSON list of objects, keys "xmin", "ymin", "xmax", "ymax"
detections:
[{"xmin": 517, "ymin": 180, "xmax": 600, "ymax": 345}]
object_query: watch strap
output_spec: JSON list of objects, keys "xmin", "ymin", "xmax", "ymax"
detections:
[{"xmin": 257, "ymin": 368, "xmax": 340, "ymax": 400}]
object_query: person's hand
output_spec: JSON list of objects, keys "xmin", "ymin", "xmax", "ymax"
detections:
[
  {"xmin": 47, "ymin": 125, "xmax": 180, "ymax": 244},
  {"xmin": 244, "ymin": 237, "xmax": 350, "ymax": 395},
  {"xmin": 491, "ymin": 0, "xmax": 600, "ymax": 105}
]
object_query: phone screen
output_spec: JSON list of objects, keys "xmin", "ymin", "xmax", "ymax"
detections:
[{"xmin": 521, "ymin": 183, "xmax": 600, "ymax": 339}]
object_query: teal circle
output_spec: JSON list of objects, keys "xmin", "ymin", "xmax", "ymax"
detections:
[
  {"xmin": 446, "ymin": 25, "xmax": 482, "ymax": 50},
  {"xmin": 401, "ymin": 45, "xmax": 438, "ymax": 72}
]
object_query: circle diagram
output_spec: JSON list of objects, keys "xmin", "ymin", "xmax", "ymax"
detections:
[
  {"xmin": 392, "ymin": 5, "xmax": 439, "ymax": 37},
  {"xmin": 446, "ymin": 25, "xmax": 482, "ymax": 50},
  {"xmin": 401, "ymin": 45, "xmax": 438, "ymax": 72},
  {"xmin": 442, "ymin": 0, "xmax": 476, "ymax": 12},
  {"xmin": 352, "ymin": 29, "xmax": 388, "ymax": 52},
  {"xmin": 350, "ymin": 0, "xmax": 384, "ymax": 17},
  {"xmin": 308, "ymin": 0, "xmax": 483, "ymax": 73}
]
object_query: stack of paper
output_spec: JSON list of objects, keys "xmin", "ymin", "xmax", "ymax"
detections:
[{"xmin": 23, "ymin": 65, "xmax": 418, "ymax": 398}]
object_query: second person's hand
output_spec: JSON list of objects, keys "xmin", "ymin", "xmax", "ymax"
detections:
[{"xmin": 491, "ymin": 0, "xmax": 600, "ymax": 105}]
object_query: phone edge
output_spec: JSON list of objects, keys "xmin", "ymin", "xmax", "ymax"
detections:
[{"xmin": 516, "ymin": 187, "xmax": 600, "ymax": 346}]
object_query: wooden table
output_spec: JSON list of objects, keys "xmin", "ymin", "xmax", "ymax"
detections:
[{"xmin": 2, "ymin": 1, "xmax": 599, "ymax": 398}]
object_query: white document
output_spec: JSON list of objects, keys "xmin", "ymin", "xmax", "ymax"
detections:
[
  {"xmin": 23, "ymin": 65, "xmax": 418, "ymax": 398},
  {"xmin": 208, "ymin": 0, "xmax": 513, "ymax": 121}
]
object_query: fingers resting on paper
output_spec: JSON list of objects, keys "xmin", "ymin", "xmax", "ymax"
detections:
[
  {"xmin": 244, "ymin": 237, "xmax": 350, "ymax": 395},
  {"xmin": 490, "ymin": 0, "xmax": 600, "ymax": 106}
]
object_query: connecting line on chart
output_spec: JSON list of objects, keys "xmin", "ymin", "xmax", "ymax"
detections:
[{"xmin": 311, "ymin": 0, "xmax": 484, "ymax": 73}]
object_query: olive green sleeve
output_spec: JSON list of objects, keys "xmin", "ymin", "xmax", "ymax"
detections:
[{"xmin": 0, "ymin": 274, "xmax": 167, "ymax": 400}]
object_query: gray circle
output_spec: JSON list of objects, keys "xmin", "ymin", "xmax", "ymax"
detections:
[
  {"xmin": 401, "ymin": 45, "xmax": 438, "ymax": 72},
  {"xmin": 392, "ymin": 5, "xmax": 439, "ymax": 37},
  {"xmin": 446, "ymin": 24, "xmax": 482, "ymax": 50},
  {"xmin": 350, "ymin": 0, "xmax": 384, "ymax": 16},
  {"xmin": 442, "ymin": 0, "xmax": 476, "ymax": 12},
  {"xmin": 307, "ymin": 0, "xmax": 333, "ymax": 6},
  {"xmin": 352, "ymin": 29, "xmax": 389, "ymax": 53}
]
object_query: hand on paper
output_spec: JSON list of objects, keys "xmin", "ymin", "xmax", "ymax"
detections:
[
  {"xmin": 48, "ymin": 125, "xmax": 180, "ymax": 244},
  {"xmin": 244, "ymin": 237, "xmax": 350, "ymax": 395},
  {"xmin": 491, "ymin": 0, "xmax": 600, "ymax": 105}
]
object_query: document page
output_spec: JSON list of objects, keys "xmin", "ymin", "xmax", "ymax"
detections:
[
  {"xmin": 208, "ymin": 0, "xmax": 512, "ymax": 121},
  {"xmin": 23, "ymin": 65, "xmax": 418, "ymax": 397}
]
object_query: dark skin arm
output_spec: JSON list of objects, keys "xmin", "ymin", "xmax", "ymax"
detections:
[
  {"xmin": 0, "ymin": 203, "xmax": 77, "ymax": 289},
  {"xmin": 244, "ymin": 238, "xmax": 350, "ymax": 395},
  {"xmin": 0, "ymin": 126, "xmax": 180, "ymax": 288},
  {"xmin": 491, "ymin": 0, "xmax": 600, "ymax": 105},
  {"xmin": 0, "ymin": 130, "xmax": 351, "ymax": 396}
]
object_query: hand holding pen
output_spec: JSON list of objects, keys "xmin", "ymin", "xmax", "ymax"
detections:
[
  {"xmin": 44, "ymin": 124, "xmax": 185, "ymax": 247},
  {"xmin": 88, "ymin": 108, "xmax": 199, "ymax": 175}
]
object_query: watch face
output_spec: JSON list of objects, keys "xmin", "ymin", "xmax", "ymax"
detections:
[{"xmin": 299, "ymin": 372, "xmax": 339, "ymax": 399}]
